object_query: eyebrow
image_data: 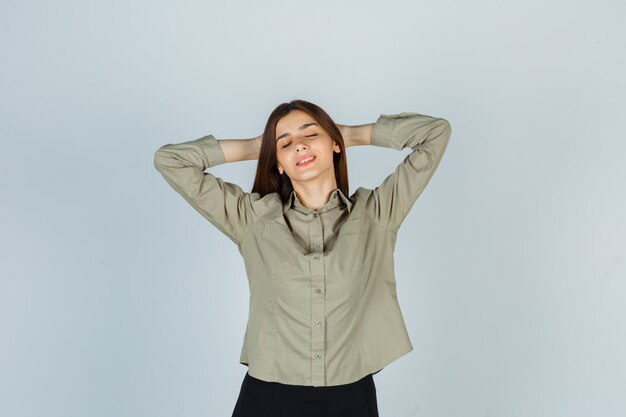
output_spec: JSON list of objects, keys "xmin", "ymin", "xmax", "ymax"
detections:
[{"xmin": 276, "ymin": 123, "xmax": 318, "ymax": 142}]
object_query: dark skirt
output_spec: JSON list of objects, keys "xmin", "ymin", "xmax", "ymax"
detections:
[{"xmin": 231, "ymin": 371, "xmax": 380, "ymax": 417}]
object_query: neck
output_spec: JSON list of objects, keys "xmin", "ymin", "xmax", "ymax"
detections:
[{"xmin": 291, "ymin": 179, "xmax": 338, "ymax": 211}]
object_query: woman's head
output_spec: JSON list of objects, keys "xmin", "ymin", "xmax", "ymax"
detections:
[{"xmin": 251, "ymin": 99, "xmax": 349, "ymax": 203}]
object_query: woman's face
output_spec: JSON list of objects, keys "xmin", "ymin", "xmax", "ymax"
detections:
[{"xmin": 274, "ymin": 110, "xmax": 340, "ymax": 183}]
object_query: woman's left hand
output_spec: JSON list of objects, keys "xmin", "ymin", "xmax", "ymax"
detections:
[{"xmin": 336, "ymin": 124, "xmax": 351, "ymax": 148}]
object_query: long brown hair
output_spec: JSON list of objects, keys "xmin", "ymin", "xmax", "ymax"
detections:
[{"xmin": 251, "ymin": 99, "xmax": 349, "ymax": 203}]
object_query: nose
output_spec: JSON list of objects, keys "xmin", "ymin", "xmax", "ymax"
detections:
[{"xmin": 294, "ymin": 137, "xmax": 308, "ymax": 151}]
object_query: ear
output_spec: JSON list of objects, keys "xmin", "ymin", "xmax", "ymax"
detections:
[
  {"xmin": 277, "ymin": 162, "xmax": 284, "ymax": 175},
  {"xmin": 333, "ymin": 142, "xmax": 341, "ymax": 153}
]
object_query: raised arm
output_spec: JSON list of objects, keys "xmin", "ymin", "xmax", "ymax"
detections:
[
  {"xmin": 154, "ymin": 133, "xmax": 263, "ymax": 245},
  {"xmin": 337, "ymin": 123, "xmax": 374, "ymax": 148},
  {"xmin": 219, "ymin": 134, "xmax": 263, "ymax": 162},
  {"xmin": 344, "ymin": 112, "xmax": 452, "ymax": 231}
]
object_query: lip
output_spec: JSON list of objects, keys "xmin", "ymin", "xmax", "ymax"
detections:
[{"xmin": 296, "ymin": 155, "xmax": 316, "ymax": 167}]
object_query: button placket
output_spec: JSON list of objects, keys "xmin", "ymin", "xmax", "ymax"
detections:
[{"xmin": 309, "ymin": 211, "xmax": 325, "ymax": 386}]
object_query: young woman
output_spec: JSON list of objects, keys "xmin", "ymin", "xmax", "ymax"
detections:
[{"xmin": 154, "ymin": 100, "xmax": 451, "ymax": 416}]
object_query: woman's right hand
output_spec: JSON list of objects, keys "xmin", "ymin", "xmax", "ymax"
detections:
[{"xmin": 252, "ymin": 134, "xmax": 263, "ymax": 159}]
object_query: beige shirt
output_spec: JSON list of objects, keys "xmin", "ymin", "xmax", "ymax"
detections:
[{"xmin": 154, "ymin": 112, "xmax": 451, "ymax": 386}]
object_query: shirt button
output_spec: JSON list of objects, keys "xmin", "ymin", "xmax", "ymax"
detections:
[
  {"xmin": 314, "ymin": 255, "xmax": 320, "ymax": 260},
  {"xmin": 315, "ymin": 321, "xmax": 322, "ymax": 327},
  {"xmin": 314, "ymin": 353, "xmax": 321, "ymax": 359},
  {"xmin": 314, "ymin": 288, "xmax": 322, "ymax": 294},
  {"xmin": 313, "ymin": 213, "xmax": 318, "ymax": 218},
  {"xmin": 314, "ymin": 244, "xmax": 320, "ymax": 250}
]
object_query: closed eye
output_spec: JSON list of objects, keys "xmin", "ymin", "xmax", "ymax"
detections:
[{"xmin": 281, "ymin": 134, "xmax": 317, "ymax": 148}]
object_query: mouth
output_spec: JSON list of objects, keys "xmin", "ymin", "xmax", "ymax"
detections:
[{"xmin": 296, "ymin": 156, "xmax": 316, "ymax": 167}]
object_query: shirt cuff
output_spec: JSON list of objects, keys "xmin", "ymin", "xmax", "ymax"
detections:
[
  {"xmin": 196, "ymin": 134, "xmax": 226, "ymax": 167},
  {"xmin": 371, "ymin": 112, "xmax": 421, "ymax": 151}
]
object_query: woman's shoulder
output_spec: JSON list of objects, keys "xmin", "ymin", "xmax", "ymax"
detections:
[{"xmin": 246, "ymin": 190, "xmax": 284, "ymax": 216}]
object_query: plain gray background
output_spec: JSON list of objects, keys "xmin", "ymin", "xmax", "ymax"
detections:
[{"xmin": 1, "ymin": 1, "xmax": 625, "ymax": 416}]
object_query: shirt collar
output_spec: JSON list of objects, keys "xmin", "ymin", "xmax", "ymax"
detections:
[{"xmin": 282, "ymin": 188, "xmax": 352, "ymax": 215}]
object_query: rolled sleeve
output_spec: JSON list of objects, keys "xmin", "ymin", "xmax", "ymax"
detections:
[
  {"xmin": 154, "ymin": 135, "xmax": 254, "ymax": 245},
  {"xmin": 366, "ymin": 112, "xmax": 452, "ymax": 231}
]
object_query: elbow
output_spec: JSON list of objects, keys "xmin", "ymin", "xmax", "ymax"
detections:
[
  {"xmin": 439, "ymin": 118, "xmax": 452, "ymax": 133},
  {"xmin": 436, "ymin": 118, "xmax": 452, "ymax": 141},
  {"xmin": 153, "ymin": 146, "xmax": 170, "ymax": 171}
]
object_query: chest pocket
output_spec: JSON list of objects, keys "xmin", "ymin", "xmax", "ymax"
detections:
[
  {"xmin": 335, "ymin": 219, "xmax": 368, "ymax": 272},
  {"xmin": 261, "ymin": 223, "xmax": 302, "ymax": 276}
]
